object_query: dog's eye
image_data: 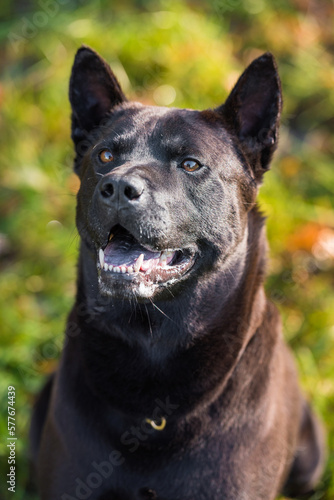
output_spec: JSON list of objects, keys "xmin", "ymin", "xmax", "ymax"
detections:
[
  {"xmin": 99, "ymin": 149, "xmax": 114, "ymax": 163},
  {"xmin": 181, "ymin": 159, "xmax": 201, "ymax": 172}
]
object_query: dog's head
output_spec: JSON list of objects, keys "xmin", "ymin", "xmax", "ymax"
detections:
[{"xmin": 69, "ymin": 47, "xmax": 281, "ymax": 301}]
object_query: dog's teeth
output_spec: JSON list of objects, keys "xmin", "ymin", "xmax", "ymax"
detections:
[
  {"xmin": 134, "ymin": 253, "xmax": 144, "ymax": 272},
  {"xmin": 109, "ymin": 265, "xmax": 113, "ymax": 271},
  {"xmin": 159, "ymin": 252, "xmax": 167, "ymax": 267},
  {"xmin": 141, "ymin": 260, "xmax": 151, "ymax": 272},
  {"xmin": 166, "ymin": 251, "xmax": 176, "ymax": 265},
  {"xmin": 120, "ymin": 266, "xmax": 126, "ymax": 274},
  {"xmin": 114, "ymin": 266, "xmax": 120, "ymax": 273},
  {"xmin": 127, "ymin": 265, "xmax": 134, "ymax": 273},
  {"xmin": 99, "ymin": 249, "xmax": 105, "ymax": 268},
  {"xmin": 104, "ymin": 263, "xmax": 108, "ymax": 271}
]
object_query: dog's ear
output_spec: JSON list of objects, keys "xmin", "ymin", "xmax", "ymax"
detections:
[
  {"xmin": 69, "ymin": 46, "xmax": 126, "ymax": 148},
  {"xmin": 217, "ymin": 53, "xmax": 282, "ymax": 181}
]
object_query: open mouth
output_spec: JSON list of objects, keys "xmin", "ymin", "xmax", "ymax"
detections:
[{"xmin": 97, "ymin": 225, "xmax": 196, "ymax": 288}]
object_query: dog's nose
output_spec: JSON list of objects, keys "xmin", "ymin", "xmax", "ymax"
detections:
[{"xmin": 100, "ymin": 176, "xmax": 144, "ymax": 205}]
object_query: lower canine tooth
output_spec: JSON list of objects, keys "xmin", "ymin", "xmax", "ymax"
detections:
[
  {"xmin": 99, "ymin": 249, "xmax": 104, "ymax": 268},
  {"xmin": 134, "ymin": 253, "xmax": 144, "ymax": 272},
  {"xmin": 159, "ymin": 253, "xmax": 167, "ymax": 267}
]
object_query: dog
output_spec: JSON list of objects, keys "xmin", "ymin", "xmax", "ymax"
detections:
[{"xmin": 30, "ymin": 47, "xmax": 325, "ymax": 500}]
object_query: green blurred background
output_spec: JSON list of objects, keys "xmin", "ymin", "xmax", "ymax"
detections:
[{"xmin": 0, "ymin": 0, "xmax": 333, "ymax": 498}]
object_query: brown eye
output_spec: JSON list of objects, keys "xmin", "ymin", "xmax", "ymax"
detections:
[
  {"xmin": 99, "ymin": 149, "xmax": 114, "ymax": 163},
  {"xmin": 181, "ymin": 159, "xmax": 201, "ymax": 172}
]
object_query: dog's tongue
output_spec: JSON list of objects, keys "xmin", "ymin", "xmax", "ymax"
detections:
[{"xmin": 103, "ymin": 231, "xmax": 161, "ymax": 268}]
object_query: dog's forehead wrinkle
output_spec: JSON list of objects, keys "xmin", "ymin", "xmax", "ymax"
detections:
[
  {"xmin": 106, "ymin": 106, "xmax": 208, "ymax": 155},
  {"xmin": 151, "ymin": 109, "xmax": 211, "ymax": 149},
  {"xmin": 114, "ymin": 104, "xmax": 170, "ymax": 133},
  {"xmin": 96, "ymin": 106, "xmax": 170, "ymax": 158},
  {"xmin": 101, "ymin": 106, "xmax": 238, "ymax": 168}
]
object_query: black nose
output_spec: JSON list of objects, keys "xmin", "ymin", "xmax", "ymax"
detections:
[{"xmin": 100, "ymin": 175, "xmax": 144, "ymax": 205}]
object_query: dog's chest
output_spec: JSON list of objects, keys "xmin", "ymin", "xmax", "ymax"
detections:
[{"xmin": 67, "ymin": 428, "xmax": 241, "ymax": 500}]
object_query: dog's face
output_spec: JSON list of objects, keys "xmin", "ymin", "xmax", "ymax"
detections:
[{"xmin": 69, "ymin": 48, "xmax": 281, "ymax": 300}]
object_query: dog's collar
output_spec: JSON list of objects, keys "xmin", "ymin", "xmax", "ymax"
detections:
[{"xmin": 145, "ymin": 416, "xmax": 166, "ymax": 431}]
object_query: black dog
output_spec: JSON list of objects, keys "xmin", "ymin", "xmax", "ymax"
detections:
[{"xmin": 30, "ymin": 47, "xmax": 325, "ymax": 500}]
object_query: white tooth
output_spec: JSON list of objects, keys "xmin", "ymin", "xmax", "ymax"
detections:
[
  {"xmin": 159, "ymin": 252, "xmax": 167, "ymax": 267},
  {"xmin": 134, "ymin": 253, "xmax": 144, "ymax": 273},
  {"xmin": 104, "ymin": 263, "xmax": 108, "ymax": 271},
  {"xmin": 109, "ymin": 265, "xmax": 113, "ymax": 271},
  {"xmin": 99, "ymin": 249, "xmax": 104, "ymax": 268},
  {"xmin": 114, "ymin": 266, "xmax": 120, "ymax": 273},
  {"xmin": 127, "ymin": 265, "xmax": 134, "ymax": 273},
  {"xmin": 120, "ymin": 266, "xmax": 126, "ymax": 274}
]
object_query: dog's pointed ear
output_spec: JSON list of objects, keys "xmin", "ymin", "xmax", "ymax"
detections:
[
  {"xmin": 69, "ymin": 46, "xmax": 126, "ymax": 147},
  {"xmin": 216, "ymin": 53, "xmax": 282, "ymax": 180}
]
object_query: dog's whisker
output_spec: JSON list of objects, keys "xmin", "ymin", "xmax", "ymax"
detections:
[
  {"xmin": 148, "ymin": 298, "xmax": 174, "ymax": 323},
  {"xmin": 67, "ymin": 228, "xmax": 81, "ymax": 251},
  {"xmin": 144, "ymin": 303, "xmax": 153, "ymax": 336}
]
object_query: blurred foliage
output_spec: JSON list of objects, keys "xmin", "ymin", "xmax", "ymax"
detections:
[{"xmin": 0, "ymin": 0, "xmax": 333, "ymax": 498}]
